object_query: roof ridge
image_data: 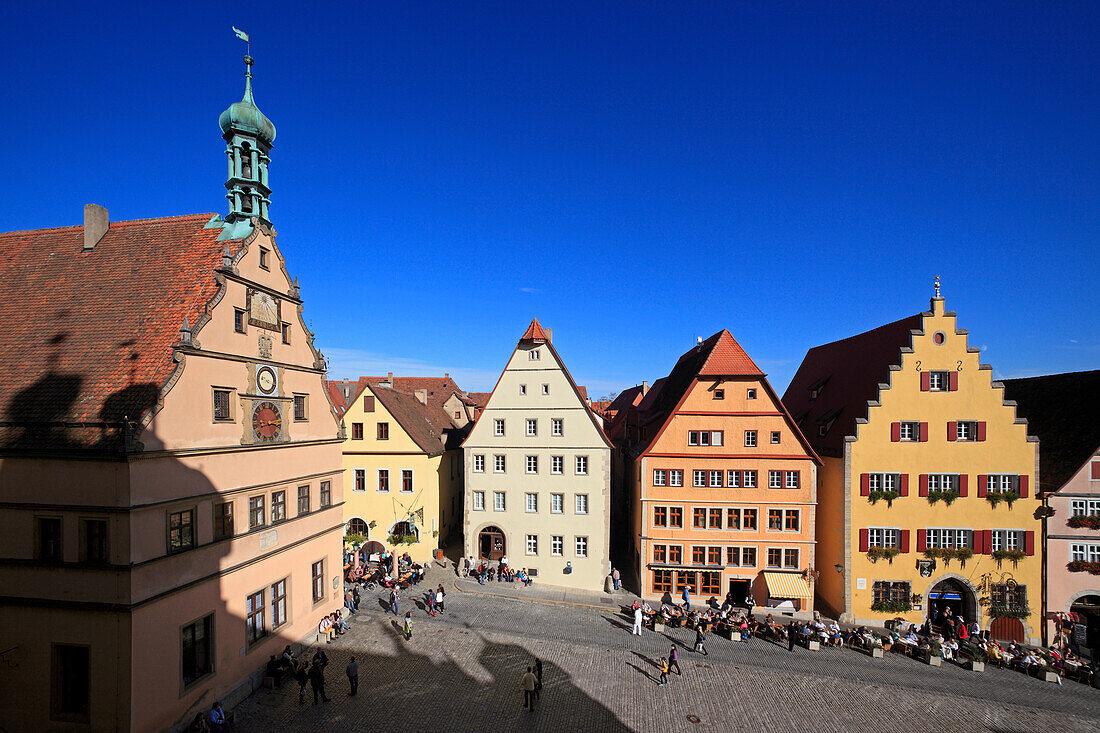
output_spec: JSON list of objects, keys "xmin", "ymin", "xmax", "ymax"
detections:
[
  {"xmin": 0, "ymin": 212, "xmax": 218, "ymax": 238},
  {"xmin": 806, "ymin": 314, "xmax": 923, "ymax": 352}
]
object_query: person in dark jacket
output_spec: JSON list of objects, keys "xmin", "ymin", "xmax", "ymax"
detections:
[
  {"xmin": 294, "ymin": 661, "xmax": 309, "ymax": 705},
  {"xmin": 309, "ymin": 661, "xmax": 330, "ymax": 704},
  {"xmin": 788, "ymin": 621, "xmax": 797, "ymax": 652}
]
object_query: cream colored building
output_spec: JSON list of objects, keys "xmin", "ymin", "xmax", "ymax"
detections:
[{"xmin": 462, "ymin": 320, "xmax": 612, "ymax": 590}]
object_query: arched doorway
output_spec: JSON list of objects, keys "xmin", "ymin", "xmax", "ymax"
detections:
[
  {"xmin": 927, "ymin": 577, "xmax": 976, "ymax": 630},
  {"xmin": 990, "ymin": 616, "xmax": 1026, "ymax": 644},
  {"xmin": 1069, "ymin": 593, "xmax": 1100, "ymax": 658},
  {"xmin": 478, "ymin": 526, "xmax": 505, "ymax": 561}
]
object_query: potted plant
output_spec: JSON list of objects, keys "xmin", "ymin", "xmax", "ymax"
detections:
[
  {"xmin": 1001, "ymin": 489, "xmax": 1020, "ymax": 508},
  {"xmin": 965, "ymin": 643, "xmax": 987, "ymax": 672},
  {"xmin": 866, "ymin": 547, "xmax": 901, "ymax": 564},
  {"xmin": 988, "ymin": 605, "xmax": 1030, "ymax": 620},
  {"xmin": 1068, "ymin": 515, "xmax": 1100, "ymax": 530},
  {"xmin": 1067, "ymin": 560, "xmax": 1100, "ymax": 575},
  {"xmin": 991, "ymin": 548, "xmax": 1026, "ymax": 569},
  {"xmin": 953, "ymin": 547, "xmax": 974, "ymax": 568},
  {"xmin": 344, "ymin": 533, "xmax": 368, "ymax": 546},
  {"xmin": 870, "ymin": 598, "xmax": 913, "ymax": 613}
]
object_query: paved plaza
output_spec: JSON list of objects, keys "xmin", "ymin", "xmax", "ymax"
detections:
[{"xmin": 234, "ymin": 567, "xmax": 1100, "ymax": 732}]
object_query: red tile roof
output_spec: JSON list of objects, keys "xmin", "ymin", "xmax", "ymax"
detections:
[
  {"xmin": 0, "ymin": 214, "xmax": 245, "ymax": 450},
  {"xmin": 468, "ymin": 392, "xmax": 492, "ymax": 409},
  {"xmin": 520, "ymin": 318, "xmax": 549, "ymax": 343},
  {"xmin": 366, "ymin": 383, "xmax": 467, "ymax": 455},
  {"xmin": 698, "ymin": 330, "xmax": 764, "ymax": 376},
  {"xmin": 782, "ymin": 314, "xmax": 923, "ymax": 458},
  {"xmin": 361, "ymin": 376, "xmax": 470, "ymax": 423}
]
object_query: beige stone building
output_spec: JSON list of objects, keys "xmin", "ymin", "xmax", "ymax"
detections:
[{"xmin": 462, "ymin": 320, "xmax": 612, "ymax": 590}]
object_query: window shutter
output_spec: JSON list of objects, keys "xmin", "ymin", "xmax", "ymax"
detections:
[
  {"xmin": 1093, "ymin": 461, "xmax": 1100, "ymax": 480},
  {"xmin": 976, "ymin": 421, "xmax": 986, "ymax": 441},
  {"xmin": 899, "ymin": 529, "xmax": 910, "ymax": 553},
  {"xmin": 1024, "ymin": 531, "xmax": 1035, "ymax": 556},
  {"xmin": 890, "ymin": 422, "xmax": 901, "ymax": 442},
  {"xmin": 973, "ymin": 531, "xmax": 984, "ymax": 554},
  {"xmin": 982, "ymin": 529, "xmax": 993, "ymax": 555},
  {"xmin": 859, "ymin": 529, "xmax": 869, "ymax": 553},
  {"xmin": 860, "ymin": 473, "xmax": 870, "ymax": 496},
  {"xmin": 977, "ymin": 475, "xmax": 987, "ymax": 498},
  {"xmin": 920, "ymin": 371, "xmax": 930, "ymax": 391},
  {"xmin": 1018, "ymin": 475, "xmax": 1029, "ymax": 498},
  {"xmin": 916, "ymin": 529, "xmax": 927, "ymax": 552},
  {"xmin": 898, "ymin": 474, "xmax": 909, "ymax": 497},
  {"xmin": 947, "ymin": 421, "xmax": 957, "ymax": 441},
  {"xmin": 919, "ymin": 422, "xmax": 928, "ymax": 442},
  {"xmin": 364, "ymin": 396, "xmax": 375, "ymax": 412},
  {"xmin": 948, "ymin": 371, "xmax": 959, "ymax": 391},
  {"xmin": 918, "ymin": 474, "xmax": 928, "ymax": 497},
  {"xmin": 958, "ymin": 474, "xmax": 968, "ymax": 497}
]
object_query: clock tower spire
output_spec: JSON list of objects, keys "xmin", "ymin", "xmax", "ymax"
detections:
[{"xmin": 219, "ymin": 41, "xmax": 276, "ymax": 228}]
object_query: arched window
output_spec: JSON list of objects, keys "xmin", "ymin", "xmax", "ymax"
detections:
[
  {"xmin": 241, "ymin": 187, "xmax": 253, "ymax": 213},
  {"xmin": 389, "ymin": 520, "xmax": 419, "ymax": 544},
  {"xmin": 346, "ymin": 518, "xmax": 368, "ymax": 537},
  {"xmin": 241, "ymin": 143, "xmax": 253, "ymax": 179}
]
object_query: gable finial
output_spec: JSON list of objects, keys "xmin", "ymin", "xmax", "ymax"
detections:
[{"xmin": 933, "ymin": 275, "xmax": 941, "ymax": 298}]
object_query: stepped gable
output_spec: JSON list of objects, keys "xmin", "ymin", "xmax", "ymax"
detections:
[
  {"xmin": 0, "ymin": 213, "xmax": 246, "ymax": 449},
  {"xmin": 783, "ymin": 314, "xmax": 923, "ymax": 458}
]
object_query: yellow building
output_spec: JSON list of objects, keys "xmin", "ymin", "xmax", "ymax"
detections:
[
  {"xmin": 784, "ymin": 284, "xmax": 1042, "ymax": 644},
  {"xmin": 332, "ymin": 377, "xmax": 466, "ymax": 563}
]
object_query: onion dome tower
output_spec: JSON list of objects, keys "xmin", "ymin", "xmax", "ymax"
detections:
[{"xmin": 219, "ymin": 53, "xmax": 276, "ymax": 227}]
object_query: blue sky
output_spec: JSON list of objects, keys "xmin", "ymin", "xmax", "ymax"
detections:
[{"xmin": 1, "ymin": 1, "xmax": 1096, "ymax": 395}]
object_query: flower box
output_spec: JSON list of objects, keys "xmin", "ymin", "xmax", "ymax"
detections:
[
  {"xmin": 1067, "ymin": 560, "xmax": 1100, "ymax": 575},
  {"xmin": 1067, "ymin": 515, "xmax": 1100, "ymax": 530}
]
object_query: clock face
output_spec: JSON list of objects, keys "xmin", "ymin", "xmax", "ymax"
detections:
[
  {"xmin": 257, "ymin": 366, "xmax": 276, "ymax": 395},
  {"xmin": 252, "ymin": 401, "xmax": 282, "ymax": 442}
]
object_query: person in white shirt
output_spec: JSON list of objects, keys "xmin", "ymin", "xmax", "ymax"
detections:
[{"xmin": 633, "ymin": 605, "xmax": 643, "ymax": 635}]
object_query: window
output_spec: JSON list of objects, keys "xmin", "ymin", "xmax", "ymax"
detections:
[
  {"xmin": 928, "ymin": 371, "xmax": 947, "ymax": 391},
  {"xmin": 768, "ymin": 509, "xmax": 783, "ymax": 530},
  {"xmin": 494, "ymin": 492, "xmax": 506, "ymax": 511},
  {"xmin": 575, "ymin": 494, "xmax": 589, "ymax": 514},
  {"xmin": 745, "ymin": 430, "xmax": 757, "ymax": 447},
  {"xmin": 928, "ymin": 474, "xmax": 959, "ymax": 493},
  {"xmin": 867, "ymin": 473, "xmax": 900, "ymax": 492},
  {"xmin": 377, "ymin": 422, "xmax": 389, "ymax": 440},
  {"xmin": 351, "ymin": 423, "xmax": 363, "ymax": 440},
  {"xmin": 354, "ymin": 469, "xmax": 366, "ymax": 492},
  {"xmin": 551, "ymin": 455, "xmax": 563, "ymax": 474},
  {"xmin": 473, "ymin": 491, "xmax": 485, "ymax": 511},
  {"xmin": 927, "ymin": 528, "xmax": 972, "ymax": 549},
  {"xmin": 747, "ymin": 388, "xmax": 757, "ymax": 400},
  {"xmin": 653, "ymin": 469, "xmax": 668, "ymax": 486},
  {"xmin": 743, "ymin": 509, "xmax": 757, "ymax": 530},
  {"xmin": 652, "ymin": 569, "xmax": 673, "ymax": 594},
  {"xmin": 526, "ymin": 418, "xmax": 537, "ymax": 436},
  {"xmin": 707, "ymin": 546, "xmax": 722, "ymax": 565},
  {"xmin": 213, "ymin": 389, "xmax": 232, "ymax": 421},
  {"xmin": 987, "ymin": 475, "xmax": 1020, "ymax": 494},
  {"xmin": 169, "ymin": 510, "xmax": 195, "ymax": 552},
  {"xmin": 455, "ymin": 411, "xmax": 461, "ymax": 419},
  {"xmin": 990, "ymin": 583, "xmax": 1028, "ymax": 612},
  {"xmin": 784, "ymin": 510, "xmax": 800, "ymax": 531},
  {"xmin": 713, "ymin": 389, "xmax": 725, "ymax": 400},
  {"xmin": 311, "ymin": 560, "xmax": 325, "ymax": 603},
  {"xmin": 771, "ymin": 431, "xmax": 781, "ymax": 444},
  {"xmin": 991, "ymin": 529, "xmax": 1024, "ymax": 552},
  {"xmin": 270, "ymin": 579, "xmax": 288, "ymax": 629},
  {"xmin": 494, "ymin": 419, "xmax": 505, "ymax": 436},
  {"xmin": 575, "ymin": 456, "xmax": 589, "ymax": 475},
  {"xmin": 526, "ymin": 535, "xmax": 538, "ymax": 555},
  {"xmin": 766, "ymin": 548, "xmax": 782, "ymax": 568},
  {"xmin": 258, "ymin": 247, "xmax": 270, "ymax": 269},
  {"xmin": 700, "ymin": 571, "xmax": 721, "ymax": 595},
  {"xmin": 742, "ymin": 547, "xmax": 757, "ymax": 566},
  {"xmin": 377, "ymin": 469, "xmax": 390, "ymax": 493},
  {"xmin": 688, "ymin": 430, "xmax": 723, "ymax": 446},
  {"xmin": 529, "ymin": 349, "xmax": 540, "ymax": 360},
  {"xmin": 181, "ymin": 615, "xmax": 213, "ymax": 689},
  {"xmin": 653, "ymin": 544, "xmax": 667, "ymax": 562},
  {"xmin": 694, "ymin": 507, "xmax": 707, "ymax": 528},
  {"xmin": 551, "ymin": 493, "xmax": 564, "ymax": 514},
  {"xmin": 899, "ymin": 421, "xmax": 918, "ymax": 441},
  {"xmin": 768, "ymin": 471, "xmax": 782, "ymax": 489},
  {"xmin": 727, "ymin": 470, "xmax": 740, "ymax": 488},
  {"xmin": 291, "ymin": 395, "xmax": 307, "ymax": 421},
  {"xmin": 320, "ymin": 481, "xmax": 331, "ymax": 507},
  {"xmin": 51, "ymin": 644, "xmax": 90, "ymax": 723},
  {"xmin": 669, "ymin": 470, "xmax": 684, "ymax": 487},
  {"xmin": 872, "ymin": 581, "xmax": 911, "ymax": 606},
  {"xmin": 525, "ymin": 493, "xmax": 538, "ymax": 513},
  {"xmin": 519, "ymin": 384, "xmax": 527, "ymax": 396},
  {"xmin": 401, "ymin": 470, "xmax": 413, "ymax": 493},
  {"xmin": 868, "ymin": 528, "xmax": 900, "ymax": 548},
  {"xmin": 281, "ymin": 322, "xmax": 291, "ymax": 345},
  {"xmin": 785, "ymin": 471, "xmax": 800, "ymax": 489},
  {"xmin": 1070, "ymin": 499, "xmax": 1100, "ymax": 516},
  {"xmin": 675, "ymin": 571, "xmax": 698, "ymax": 595},
  {"xmin": 692, "ymin": 545, "xmax": 706, "ymax": 564},
  {"xmin": 552, "ymin": 536, "xmax": 563, "ymax": 556},
  {"xmin": 955, "ymin": 420, "xmax": 978, "ymax": 441},
  {"xmin": 234, "ymin": 309, "xmax": 247, "ymax": 333},
  {"xmin": 669, "ymin": 506, "xmax": 683, "ymax": 527},
  {"xmin": 246, "ymin": 589, "xmax": 266, "ymax": 644},
  {"xmin": 693, "ymin": 470, "xmax": 707, "ymax": 487},
  {"xmin": 247, "ymin": 496, "xmax": 265, "ymax": 530},
  {"xmin": 726, "ymin": 547, "xmax": 740, "ymax": 566},
  {"xmin": 36, "ymin": 517, "xmax": 62, "ymax": 561},
  {"xmin": 271, "ymin": 490, "xmax": 286, "ymax": 523},
  {"xmin": 297, "ymin": 485, "xmax": 310, "ymax": 515},
  {"xmin": 552, "ymin": 418, "xmax": 563, "ymax": 436},
  {"xmin": 654, "ymin": 506, "xmax": 667, "ymax": 527},
  {"xmin": 494, "ymin": 455, "xmax": 506, "ymax": 473},
  {"xmin": 576, "ymin": 536, "xmax": 588, "ymax": 557},
  {"xmin": 743, "ymin": 470, "xmax": 757, "ymax": 488},
  {"xmin": 542, "ymin": 384, "xmax": 550, "ymax": 395},
  {"xmin": 1070, "ymin": 543, "xmax": 1100, "ymax": 562},
  {"xmin": 473, "ymin": 455, "xmax": 485, "ymax": 473},
  {"xmin": 526, "ymin": 455, "xmax": 538, "ymax": 474},
  {"xmin": 727, "ymin": 508, "xmax": 741, "ymax": 530},
  {"xmin": 668, "ymin": 545, "xmax": 683, "ymax": 564},
  {"xmin": 81, "ymin": 519, "xmax": 108, "ymax": 563},
  {"xmin": 709, "ymin": 508, "xmax": 722, "ymax": 529},
  {"xmin": 709, "ymin": 470, "xmax": 723, "ymax": 487}
]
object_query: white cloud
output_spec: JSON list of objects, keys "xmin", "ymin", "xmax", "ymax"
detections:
[
  {"xmin": 320, "ymin": 346, "xmax": 502, "ymax": 392},
  {"xmin": 519, "ymin": 286, "xmax": 542, "ymax": 294}
]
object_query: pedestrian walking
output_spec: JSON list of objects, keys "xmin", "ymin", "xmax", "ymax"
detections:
[
  {"xmin": 522, "ymin": 666, "xmax": 538, "ymax": 710},
  {"xmin": 426, "ymin": 589, "xmax": 436, "ymax": 617},
  {"xmin": 309, "ymin": 661, "xmax": 329, "ymax": 704},
  {"xmin": 612, "ymin": 567, "xmax": 621, "ymax": 591},
  {"xmin": 345, "ymin": 657, "xmax": 359, "ymax": 696},
  {"xmin": 534, "ymin": 658, "xmax": 543, "ymax": 702},
  {"xmin": 390, "ymin": 587, "xmax": 400, "ymax": 616},
  {"xmin": 352, "ymin": 586, "xmax": 361, "ymax": 610},
  {"xmin": 694, "ymin": 627, "xmax": 709, "ymax": 656},
  {"xmin": 632, "ymin": 605, "xmax": 643, "ymax": 635},
  {"xmin": 294, "ymin": 661, "xmax": 309, "ymax": 705},
  {"xmin": 344, "ymin": 589, "xmax": 355, "ymax": 615},
  {"xmin": 436, "ymin": 585, "xmax": 446, "ymax": 613},
  {"xmin": 657, "ymin": 657, "xmax": 669, "ymax": 686},
  {"xmin": 681, "ymin": 587, "xmax": 691, "ymax": 611},
  {"xmin": 668, "ymin": 645, "xmax": 682, "ymax": 675},
  {"xmin": 787, "ymin": 621, "xmax": 797, "ymax": 652},
  {"xmin": 404, "ymin": 611, "xmax": 414, "ymax": 641}
]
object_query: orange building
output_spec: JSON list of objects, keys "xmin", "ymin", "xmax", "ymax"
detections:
[{"xmin": 621, "ymin": 331, "xmax": 821, "ymax": 612}]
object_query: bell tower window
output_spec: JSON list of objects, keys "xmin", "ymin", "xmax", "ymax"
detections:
[
  {"xmin": 241, "ymin": 143, "xmax": 253, "ymax": 179},
  {"xmin": 241, "ymin": 188, "xmax": 253, "ymax": 214}
]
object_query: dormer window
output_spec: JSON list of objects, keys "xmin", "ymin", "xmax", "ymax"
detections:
[
  {"xmin": 810, "ymin": 388, "xmax": 819, "ymax": 401},
  {"xmin": 746, "ymin": 388, "xmax": 757, "ymax": 400}
]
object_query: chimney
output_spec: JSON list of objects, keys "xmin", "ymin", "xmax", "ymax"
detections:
[
  {"xmin": 415, "ymin": 389, "xmax": 428, "ymax": 405},
  {"xmin": 386, "ymin": 372, "xmax": 394, "ymax": 385},
  {"xmin": 545, "ymin": 327, "xmax": 553, "ymax": 343},
  {"xmin": 642, "ymin": 381, "xmax": 649, "ymax": 395},
  {"xmin": 83, "ymin": 204, "xmax": 108, "ymax": 250}
]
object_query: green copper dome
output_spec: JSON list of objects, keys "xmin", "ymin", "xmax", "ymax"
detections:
[{"xmin": 219, "ymin": 56, "xmax": 276, "ymax": 143}]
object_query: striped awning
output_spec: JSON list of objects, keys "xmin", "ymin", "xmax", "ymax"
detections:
[{"xmin": 764, "ymin": 572, "xmax": 812, "ymax": 600}]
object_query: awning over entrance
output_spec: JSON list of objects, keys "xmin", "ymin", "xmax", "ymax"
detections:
[
  {"xmin": 764, "ymin": 572, "xmax": 812, "ymax": 599},
  {"xmin": 928, "ymin": 592, "xmax": 962, "ymax": 600}
]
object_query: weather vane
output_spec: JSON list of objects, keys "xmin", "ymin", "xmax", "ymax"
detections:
[
  {"xmin": 934, "ymin": 275, "xmax": 941, "ymax": 298},
  {"xmin": 233, "ymin": 26, "xmax": 250, "ymax": 58}
]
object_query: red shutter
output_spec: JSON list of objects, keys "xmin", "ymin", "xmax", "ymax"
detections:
[
  {"xmin": 976, "ymin": 421, "xmax": 986, "ymax": 441},
  {"xmin": 977, "ymin": 475, "xmax": 988, "ymax": 498},
  {"xmin": 899, "ymin": 529, "xmax": 910, "ymax": 553},
  {"xmin": 916, "ymin": 529, "xmax": 927, "ymax": 552},
  {"xmin": 947, "ymin": 421, "xmax": 957, "ymax": 441},
  {"xmin": 920, "ymin": 371, "xmax": 930, "ymax": 391},
  {"xmin": 860, "ymin": 473, "xmax": 870, "ymax": 496},
  {"xmin": 982, "ymin": 530, "xmax": 993, "ymax": 555},
  {"xmin": 899, "ymin": 474, "xmax": 909, "ymax": 497},
  {"xmin": 919, "ymin": 422, "xmax": 928, "ymax": 442},
  {"xmin": 958, "ymin": 474, "xmax": 968, "ymax": 497},
  {"xmin": 948, "ymin": 371, "xmax": 959, "ymax": 391},
  {"xmin": 1093, "ymin": 461, "xmax": 1100, "ymax": 480},
  {"xmin": 973, "ymin": 531, "xmax": 984, "ymax": 554},
  {"xmin": 859, "ymin": 529, "xmax": 869, "ymax": 552},
  {"xmin": 919, "ymin": 474, "xmax": 928, "ymax": 497},
  {"xmin": 891, "ymin": 422, "xmax": 901, "ymax": 442},
  {"xmin": 1024, "ymin": 531, "xmax": 1035, "ymax": 556},
  {"xmin": 1018, "ymin": 475, "xmax": 1029, "ymax": 498}
]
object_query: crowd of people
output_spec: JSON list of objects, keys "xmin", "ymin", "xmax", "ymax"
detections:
[{"xmin": 460, "ymin": 557, "xmax": 533, "ymax": 586}]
